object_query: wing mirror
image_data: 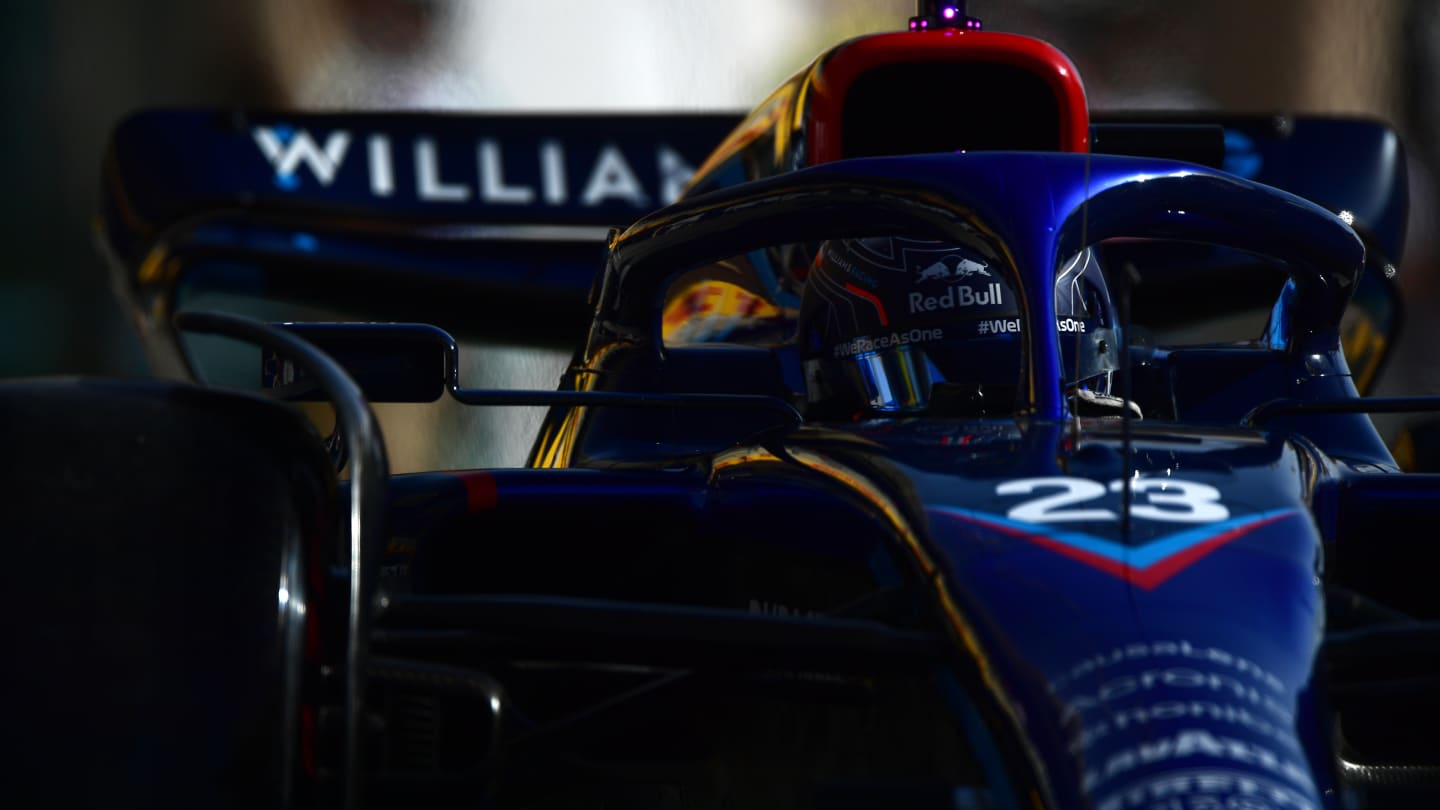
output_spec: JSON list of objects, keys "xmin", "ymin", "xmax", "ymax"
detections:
[{"xmin": 262, "ymin": 323, "xmax": 455, "ymax": 403}]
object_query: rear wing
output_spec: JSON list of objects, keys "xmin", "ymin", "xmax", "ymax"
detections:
[
  {"xmin": 100, "ymin": 109, "xmax": 1405, "ymax": 357},
  {"xmin": 100, "ymin": 110, "xmax": 741, "ymax": 354},
  {"xmin": 1092, "ymin": 113, "xmax": 1407, "ymax": 391},
  {"xmin": 102, "ymin": 109, "xmax": 743, "ymax": 260},
  {"xmin": 1093, "ymin": 113, "xmax": 1407, "ymax": 263}
]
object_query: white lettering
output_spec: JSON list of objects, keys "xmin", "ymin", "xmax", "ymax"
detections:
[
  {"xmin": 367, "ymin": 135, "xmax": 394, "ymax": 196},
  {"xmin": 478, "ymin": 139, "xmax": 536, "ymax": 204},
  {"xmin": 256, "ymin": 127, "xmax": 692, "ymax": 209},
  {"xmin": 658, "ymin": 145, "xmax": 695, "ymax": 205},
  {"xmin": 748, "ymin": 598, "xmax": 819, "ymax": 617},
  {"xmin": 999, "ymin": 477, "xmax": 1234, "ymax": 527},
  {"xmin": 1080, "ymin": 699, "xmax": 1294, "ymax": 753},
  {"xmin": 999, "ymin": 477, "xmax": 1115, "ymax": 523},
  {"xmin": 1174, "ymin": 728, "xmax": 1228, "ymax": 758},
  {"xmin": 832, "ymin": 327, "xmax": 945, "ymax": 359},
  {"xmin": 582, "ymin": 144, "xmax": 648, "ymax": 207},
  {"xmin": 1095, "ymin": 769, "xmax": 1317, "ymax": 810},
  {"xmin": 1117, "ymin": 479, "xmax": 1230, "ymax": 523},
  {"xmin": 1085, "ymin": 730, "xmax": 1315, "ymax": 793},
  {"xmin": 907, "ymin": 282, "xmax": 1004, "ymax": 313},
  {"xmin": 976, "ymin": 318, "xmax": 1021, "ymax": 335},
  {"xmin": 539, "ymin": 140, "xmax": 567, "ymax": 205},
  {"xmin": 1067, "ymin": 667, "xmax": 1292, "ymax": 724},
  {"xmin": 415, "ymin": 138, "xmax": 470, "ymax": 201},
  {"xmin": 253, "ymin": 127, "xmax": 351, "ymax": 188}
]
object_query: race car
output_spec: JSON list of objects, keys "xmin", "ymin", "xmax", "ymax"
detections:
[{"xmin": 8, "ymin": 2, "xmax": 1440, "ymax": 808}]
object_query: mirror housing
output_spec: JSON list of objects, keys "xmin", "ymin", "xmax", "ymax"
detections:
[{"xmin": 262, "ymin": 322, "xmax": 455, "ymax": 403}]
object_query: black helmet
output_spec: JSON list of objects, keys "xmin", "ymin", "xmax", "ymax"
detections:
[{"xmin": 798, "ymin": 235, "xmax": 1120, "ymax": 418}]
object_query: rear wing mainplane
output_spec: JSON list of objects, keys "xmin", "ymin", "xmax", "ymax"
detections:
[
  {"xmin": 100, "ymin": 108, "xmax": 1406, "ymax": 379},
  {"xmin": 100, "ymin": 109, "xmax": 741, "ymax": 351}
]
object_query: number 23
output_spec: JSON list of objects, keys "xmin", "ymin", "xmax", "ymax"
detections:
[{"xmin": 996, "ymin": 476, "xmax": 1229, "ymax": 524}]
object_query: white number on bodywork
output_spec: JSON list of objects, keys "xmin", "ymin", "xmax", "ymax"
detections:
[{"xmin": 996, "ymin": 476, "xmax": 1230, "ymax": 523}]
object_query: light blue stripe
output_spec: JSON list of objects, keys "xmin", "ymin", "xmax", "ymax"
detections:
[
  {"xmin": 1127, "ymin": 509, "xmax": 1298, "ymax": 567},
  {"xmin": 930, "ymin": 506, "xmax": 1300, "ymax": 569},
  {"xmin": 930, "ymin": 506, "xmax": 1129, "ymax": 562}
]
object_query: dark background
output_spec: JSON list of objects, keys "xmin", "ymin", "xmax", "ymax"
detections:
[{"xmin": 2, "ymin": 0, "xmax": 1435, "ymax": 405}]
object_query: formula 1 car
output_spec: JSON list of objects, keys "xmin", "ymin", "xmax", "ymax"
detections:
[{"xmin": 9, "ymin": 2, "xmax": 1440, "ymax": 809}]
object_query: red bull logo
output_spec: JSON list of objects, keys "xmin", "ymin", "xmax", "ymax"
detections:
[{"xmin": 909, "ymin": 281, "xmax": 1004, "ymax": 314}]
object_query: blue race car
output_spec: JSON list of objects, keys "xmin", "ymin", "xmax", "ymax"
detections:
[{"xmin": 9, "ymin": 2, "xmax": 1439, "ymax": 808}]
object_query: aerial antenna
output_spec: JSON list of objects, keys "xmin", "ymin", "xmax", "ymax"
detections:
[
  {"xmin": 1116, "ymin": 263, "xmax": 1140, "ymax": 545},
  {"xmin": 1069, "ymin": 153, "xmax": 1092, "ymax": 450},
  {"xmin": 910, "ymin": 0, "xmax": 983, "ymax": 31}
]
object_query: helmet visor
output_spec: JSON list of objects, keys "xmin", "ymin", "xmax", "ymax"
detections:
[{"xmin": 844, "ymin": 345, "xmax": 933, "ymax": 413}]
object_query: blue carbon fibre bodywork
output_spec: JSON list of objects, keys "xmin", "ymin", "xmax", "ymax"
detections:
[
  {"xmin": 547, "ymin": 151, "xmax": 1373, "ymax": 807},
  {"xmin": 589, "ymin": 151, "xmax": 1365, "ymax": 427},
  {"xmin": 929, "ymin": 506, "xmax": 1303, "ymax": 581},
  {"xmin": 92, "ymin": 125, "xmax": 1412, "ymax": 805},
  {"xmin": 756, "ymin": 422, "xmax": 1332, "ymax": 809},
  {"xmin": 75, "ymin": 57, "xmax": 1427, "ymax": 805},
  {"xmin": 792, "ymin": 153, "xmax": 1364, "ymax": 417}
]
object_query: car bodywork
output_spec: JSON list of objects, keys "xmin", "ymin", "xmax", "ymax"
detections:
[{"xmin": 9, "ymin": 6, "xmax": 1440, "ymax": 810}]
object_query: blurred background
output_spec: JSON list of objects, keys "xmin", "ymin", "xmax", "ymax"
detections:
[{"xmin": 2, "ymin": 0, "xmax": 1436, "ymax": 463}]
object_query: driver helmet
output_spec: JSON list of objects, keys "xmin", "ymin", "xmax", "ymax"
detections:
[{"xmin": 797, "ymin": 235, "xmax": 1121, "ymax": 417}]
